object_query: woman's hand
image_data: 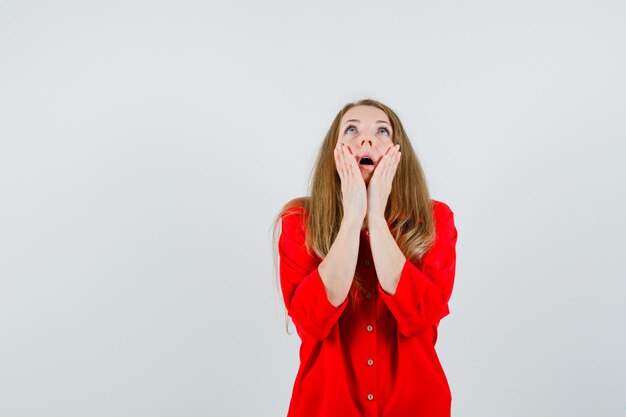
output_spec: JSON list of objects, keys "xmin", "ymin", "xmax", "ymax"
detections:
[
  {"xmin": 334, "ymin": 142, "xmax": 367, "ymax": 223},
  {"xmin": 367, "ymin": 144, "xmax": 401, "ymax": 219}
]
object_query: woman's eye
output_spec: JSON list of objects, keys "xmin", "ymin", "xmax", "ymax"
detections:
[{"xmin": 344, "ymin": 125, "xmax": 390, "ymax": 135}]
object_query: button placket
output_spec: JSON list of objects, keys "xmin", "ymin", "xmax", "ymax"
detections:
[{"xmin": 358, "ymin": 251, "xmax": 377, "ymax": 410}]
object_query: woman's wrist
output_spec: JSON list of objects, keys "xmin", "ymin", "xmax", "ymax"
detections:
[
  {"xmin": 341, "ymin": 214, "xmax": 364, "ymax": 231},
  {"xmin": 366, "ymin": 214, "xmax": 387, "ymax": 231}
]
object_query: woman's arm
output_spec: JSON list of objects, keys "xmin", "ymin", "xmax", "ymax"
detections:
[
  {"xmin": 367, "ymin": 214, "xmax": 406, "ymax": 296},
  {"xmin": 278, "ymin": 211, "xmax": 360, "ymax": 341},
  {"xmin": 318, "ymin": 215, "xmax": 361, "ymax": 307},
  {"xmin": 279, "ymin": 142, "xmax": 367, "ymax": 340},
  {"xmin": 369, "ymin": 201, "xmax": 458, "ymax": 338}
]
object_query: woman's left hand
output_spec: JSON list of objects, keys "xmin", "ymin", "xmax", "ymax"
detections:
[{"xmin": 367, "ymin": 144, "xmax": 401, "ymax": 219}]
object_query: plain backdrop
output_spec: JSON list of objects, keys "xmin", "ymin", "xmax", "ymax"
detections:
[{"xmin": 1, "ymin": 1, "xmax": 625, "ymax": 416}]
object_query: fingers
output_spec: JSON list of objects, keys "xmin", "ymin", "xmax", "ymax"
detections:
[
  {"xmin": 334, "ymin": 142, "xmax": 347, "ymax": 181},
  {"xmin": 389, "ymin": 144, "xmax": 401, "ymax": 174},
  {"xmin": 386, "ymin": 145, "xmax": 401, "ymax": 179},
  {"xmin": 335, "ymin": 142, "xmax": 361, "ymax": 182},
  {"xmin": 385, "ymin": 144, "xmax": 401, "ymax": 170},
  {"xmin": 337, "ymin": 142, "xmax": 401, "ymax": 185},
  {"xmin": 342, "ymin": 144, "xmax": 360, "ymax": 179},
  {"xmin": 372, "ymin": 144, "xmax": 401, "ymax": 182}
]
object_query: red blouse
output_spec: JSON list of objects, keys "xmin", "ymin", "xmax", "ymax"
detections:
[{"xmin": 278, "ymin": 199, "xmax": 458, "ymax": 417}]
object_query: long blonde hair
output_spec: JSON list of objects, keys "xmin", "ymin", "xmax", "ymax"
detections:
[{"xmin": 270, "ymin": 98, "xmax": 436, "ymax": 335}]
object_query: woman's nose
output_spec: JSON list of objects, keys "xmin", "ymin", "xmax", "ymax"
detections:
[{"xmin": 360, "ymin": 137, "xmax": 373, "ymax": 147}]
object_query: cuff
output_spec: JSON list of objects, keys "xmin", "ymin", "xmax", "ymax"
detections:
[
  {"xmin": 377, "ymin": 258, "xmax": 440, "ymax": 337},
  {"xmin": 290, "ymin": 266, "xmax": 349, "ymax": 340}
]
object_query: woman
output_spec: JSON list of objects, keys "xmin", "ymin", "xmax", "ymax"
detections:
[{"xmin": 271, "ymin": 98, "xmax": 458, "ymax": 417}]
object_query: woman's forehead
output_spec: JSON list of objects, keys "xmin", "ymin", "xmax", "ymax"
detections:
[{"xmin": 341, "ymin": 105, "xmax": 389, "ymax": 124}]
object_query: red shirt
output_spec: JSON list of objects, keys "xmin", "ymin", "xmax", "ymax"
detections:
[{"xmin": 278, "ymin": 199, "xmax": 458, "ymax": 417}]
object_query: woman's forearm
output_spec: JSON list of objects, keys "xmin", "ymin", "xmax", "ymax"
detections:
[
  {"xmin": 367, "ymin": 215, "xmax": 406, "ymax": 295},
  {"xmin": 318, "ymin": 216, "xmax": 362, "ymax": 307}
]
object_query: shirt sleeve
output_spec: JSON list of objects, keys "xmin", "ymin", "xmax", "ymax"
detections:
[
  {"xmin": 377, "ymin": 202, "xmax": 458, "ymax": 338},
  {"xmin": 278, "ymin": 211, "xmax": 349, "ymax": 341}
]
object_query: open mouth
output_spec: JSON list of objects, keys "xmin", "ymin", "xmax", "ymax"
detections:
[{"xmin": 359, "ymin": 157, "xmax": 374, "ymax": 166}]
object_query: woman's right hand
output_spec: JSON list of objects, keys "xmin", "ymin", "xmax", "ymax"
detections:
[{"xmin": 334, "ymin": 142, "xmax": 367, "ymax": 224}]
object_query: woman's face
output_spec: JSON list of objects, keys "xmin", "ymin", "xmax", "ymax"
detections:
[{"xmin": 337, "ymin": 105, "xmax": 395, "ymax": 185}]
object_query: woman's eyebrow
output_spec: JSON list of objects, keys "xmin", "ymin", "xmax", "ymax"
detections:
[{"xmin": 342, "ymin": 119, "xmax": 391, "ymax": 126}]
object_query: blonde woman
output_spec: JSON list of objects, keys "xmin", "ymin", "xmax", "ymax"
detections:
[{"xmin": 272, "ymin": 98, "xmax": 458, "ymax": 417}]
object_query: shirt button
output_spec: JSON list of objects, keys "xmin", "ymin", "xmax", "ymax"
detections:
[
  {"xmin": 367, "ymin": 394, "xmax": 374, "ymax": 401},
  {"xmin": 367, "ymin": 359, "xmax": 374, "ymax": 366},
  {"xmin": 364, "ymin": 260, "xmax": 371, "ymax": 267},
  {"xmin": 366, "ymin": 324, "xmax": 373, "ymax": 332},
  {"xmin": 365, "ymin": 292, "xmax": 372, "ymax": 299}
]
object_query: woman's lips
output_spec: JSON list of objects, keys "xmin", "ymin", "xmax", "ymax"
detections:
[
  {"xmin": 358, "ymin": 157, "xmax": 376, "ymax": 169},
  {"xmin": 358, "ymin": 154, "xmax": 375, "ymax": 165}
]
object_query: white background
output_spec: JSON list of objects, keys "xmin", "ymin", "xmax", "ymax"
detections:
[{"xmin": 1, "ymin": 1, "xmax": 625, "ymax": 416}]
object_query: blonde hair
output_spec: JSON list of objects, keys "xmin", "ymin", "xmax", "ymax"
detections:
[{"xmin": 270, "ymin": 98, "xmax": 436, "ymax": 335}]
